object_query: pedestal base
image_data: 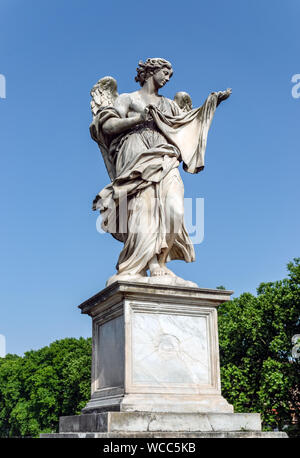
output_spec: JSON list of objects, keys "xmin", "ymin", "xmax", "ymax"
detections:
[
  {"xmin": 82, "ymin": 393, "xmax": 233, "ymax": 415},
  {"xmin": 41, "ymin": 432, "xmax": 288, "ymax": 438},
  {"xmin": 40, "ymin": 411, "xmax": 287, "ymax": 438},
  {"xmin": 61, "ymin": 411, "xmax": 263, "ymax": 432},
  {"xmin": 42, "ymin": 282, "xmax": 287, "ymax": 439},
  {"xmin": 79, "ymin": 281, "xmax": 234, "ymax": 415}
]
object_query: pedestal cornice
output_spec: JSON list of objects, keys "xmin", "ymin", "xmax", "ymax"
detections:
[{"xmin": 78, "ymin": 281, "xmax": 234, "ymax": 317}]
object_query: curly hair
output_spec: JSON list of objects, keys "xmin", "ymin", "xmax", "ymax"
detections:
[{"xmin": 135, "ymin": 58, "xmax": 173, "ymax": 86}]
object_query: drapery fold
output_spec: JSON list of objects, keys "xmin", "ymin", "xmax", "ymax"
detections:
[
  {"xmin": 149, "ymin": 92, "xmax": 218, "ymax": 174},
  {"xmin": 90, "ymin": 94, "xmax": 218, "ymax": 275}
]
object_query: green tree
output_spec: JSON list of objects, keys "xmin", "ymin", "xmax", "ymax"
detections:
[
  {"xmin": 218, "ymin": 258, "xmax": 300, "ymax": 436},
  {"xmin": 0, "ymin": 337, "xmax": 91, "ymax": 437}
]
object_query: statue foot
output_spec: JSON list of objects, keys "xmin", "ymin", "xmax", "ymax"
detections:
[
  {"xmin": 106, "ymin": 271, "xmax": 199, "ymax": 288},
  {"xmin": 150, "ymin": 266, "xmax": 168, "ymax": 277},
  {"xmin": 106, "ymin": 271, "xmax": 147, "ymax": 286},
  {"xmin": 149, "ymin": 262, "xmax": 177, "ymax": 278},
  {"xmin": 161, "ymin": 265, "xmax": 177, "ymax": 277}
]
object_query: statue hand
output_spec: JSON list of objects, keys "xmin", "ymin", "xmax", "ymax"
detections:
[
  {"xmin": 215, "ymin": 88, "xmax": 232, "ymax": 106},
  {"xmin": 139, "ymin": 106, "xmax": 152, "ymax": 123}
]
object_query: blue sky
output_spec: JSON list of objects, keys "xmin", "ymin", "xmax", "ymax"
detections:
[{"xmin": 0, "ymin": 0, "xmax": 299, "ymax": 355}]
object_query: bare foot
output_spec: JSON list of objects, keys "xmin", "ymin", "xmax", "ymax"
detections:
[
  {"xmin": 161, "ymin": 265, "xmax": 176, "ymax": 277},
  {"xmin": 106, "ymin": 271, "xmax": 145, "ymax": 286},
  {"xmin": 150, "ymin": 266, "xmax": 168, "ymax": 277}
]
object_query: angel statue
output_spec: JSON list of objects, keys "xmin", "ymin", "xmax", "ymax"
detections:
[{"xmin": 90, "ymin": 58, "xmax": 231, "ymax": 287}]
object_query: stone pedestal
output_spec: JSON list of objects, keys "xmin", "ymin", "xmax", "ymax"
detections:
[
  {"xmin": 80, "ymin": 281, "xmax": 233, "ymax": 415},
  {"xmin": 41, "ymin": 411, "xmax": 288, "ymax": 437},
  {"xmin": 41, "ymin": 281, "xmax": 287, "ymax": 438}
]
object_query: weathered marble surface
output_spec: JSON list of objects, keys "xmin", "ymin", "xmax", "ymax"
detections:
[
  {"xmin": 41, "ymin": 411, "xmax": 288, "ymax": 438},
  {"xmin": 41, "ymin": 431, "xmax": 288, "ymax": 438},
  {"xmin": 58, "ymin": 412, "xmax": 262, "ymax": 433},
  {"xmin": 132, "ymin": 313, "xmax": 209, "ymax": 385},
  {"xmin": 80, "ymin": 281, "xmax": 233, "ymax": 414},
  {"xmin": 98, "ymin": 315, "xmax": 124, "ymax": 389}
]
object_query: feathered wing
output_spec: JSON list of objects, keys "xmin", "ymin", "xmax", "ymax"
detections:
[
  {"xmin": 90, "ymin": 76, "xmax": 118, "ymax": 117},
  {"xmin": 90, "ymin": 76, "xmax": 118, "ymax": 181},
  {"xmin": 173, "ymin": 91, "xmax": 193, "ymax": 112}
]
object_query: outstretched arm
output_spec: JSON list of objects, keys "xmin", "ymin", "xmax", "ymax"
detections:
[{"xmin": 213, "ymin": 88, "xmax": 232, "ymax": 107}]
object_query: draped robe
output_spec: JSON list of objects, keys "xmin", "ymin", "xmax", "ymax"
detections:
[{"xmin": 90, "ymin": 93, "xmax": 218, "ymax": 276}]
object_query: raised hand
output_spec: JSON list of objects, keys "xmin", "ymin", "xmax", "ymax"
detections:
[{"xmin": 214, "ymin": 88, "xmax": 232, "ymax": 106}]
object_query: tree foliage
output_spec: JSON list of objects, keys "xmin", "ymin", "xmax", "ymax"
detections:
[
  {"xmin": 0, "ymin": 337, "xmax": 91, "ymax": 437},
  {"xmin": 218, "ymin": 258, "xmax": 300, "ymax": 436}
]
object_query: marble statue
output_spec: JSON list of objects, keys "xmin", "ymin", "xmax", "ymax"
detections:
[{"xmin": 90, "ymin": 58, "xmax": 231, "ymax": 287}]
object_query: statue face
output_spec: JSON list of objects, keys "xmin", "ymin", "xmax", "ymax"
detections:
[{"xmin": 153, "ymin": 67, "xmax": 172, "ymax": 88}]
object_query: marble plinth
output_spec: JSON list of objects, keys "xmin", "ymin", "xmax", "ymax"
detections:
[
  {"xmin": 79, "ymin": 281, "xmax": 233, "ymax": 414},
  {"xmin": 41, "ymin": 411, "xmax": 287, "ymax": 439},
  {"xmin": 59, "ymin": 412, "xmax": 262, "ymax": 433},
  {"xmin": 41, "ymin": 431, "xmax": 288, "ymax": 438},
  {"xmin": 41, "ymin": 281, "xmax": 288, "ymax": 438}
]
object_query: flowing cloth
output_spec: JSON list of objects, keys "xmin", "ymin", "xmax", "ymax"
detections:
[{"xmin": 90, "ymin": 93, "xmax": 218, "ymax": 275}]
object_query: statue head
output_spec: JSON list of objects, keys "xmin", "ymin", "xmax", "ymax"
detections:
[{"xmin": 135, "ymin": 58, "xmax": 173, "ymax": 87}]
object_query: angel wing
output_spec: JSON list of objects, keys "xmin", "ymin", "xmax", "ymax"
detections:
[
  {"xmin": 90, "ymin": 76, "xmax": 119, "ymax": 182},
  {"xmin": 90, "ymin": 76, "xmax": 118, "ymax": 118},
  {"xmin": 173, "ymin": 91, "xmax": 193, "ymax": 112}
]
